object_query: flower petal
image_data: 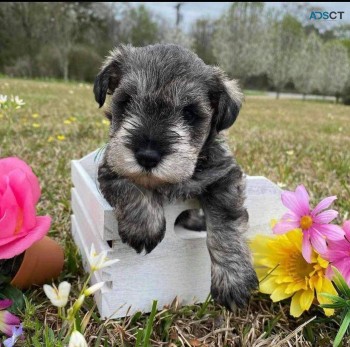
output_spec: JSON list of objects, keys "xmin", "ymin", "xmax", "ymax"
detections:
[
  {"xmin": 299, "ymin": 289, "xmax": 314, "ymax": 311},
  {"xmin": 98, "ymin": 258, "xmax": 119, "ymax": 270},
  {"xmin": 68, "ymin": 330, "xmax": 88, "ymax": 347},
  {"xmin": 0, "ymin": 216, "xmax": 51, "ymax": 259},
  {"xmin": 84, "ymin": 282, "xmax": 105, "ymax": 296},
  {"xmin": 317, "ymin": 277, "xmax": 337, "ymax": 316},
  {"xmin": 1, "ymin": 311, "xmax": 20, "ymax": 326},
  {"xmin": 0, "ymin": 157, "xmax": 41, "ymax": 204},
  {"xmin": 290, "ymin": 291, "xmax": 304, "ymax": 318},
  {"xmin": 273, "ymin": 220, "xmax": 300, "ymax": 234},
  {"xmin": 58, "ymin": 282, "xmax": 71, "ymax": 299},
  {"xmin": 311, "ymin": 196, "xmax": 337, "ymax": 217},
  {"xmin": 315, "ymin": 224, "xmax": 345, "ymax": 241},
  {"xmin": 259, "ymin": 276, "xmax": 276, "ymax": 294},
  {"xmin": 270, "ymin": 285, "xmax": 294, "ymax": 302},
  {"xmin": 295, "ymin": 185, "xmax": 310, "ymax": 215},
  {"xmin": 0, "ymin": 300, "xmax": 12, "ymax": 310},
  {"xmin": 343, "ymin": 221, "xmax": 350, "ymax": 239},
  {"xmin": 313, "ymin": 210, "xmax": 338, "ymax": 224},
  {"xmin": 302, "ymin": 231, "xmax": 312, "ymax": 263},
  {"xmin": 281, "ymin": 190, "xmax": 305, "ymax": 216},
  {"xmin": 310, "ymin": 229, "xmax": 328, "ymax": 256}
]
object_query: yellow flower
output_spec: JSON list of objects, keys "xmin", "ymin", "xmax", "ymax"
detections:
[
  {"xmin": 32, "ymin": 113, "xmax": 40, "ymax": 118},
  {"xmin": 102, "ymin": 119, "xmax": 110, "ymax": 126},
  {"xmin": 64, "ymin": 119, "xmax": 72, "ymax": 125},
  {"xmin": 69, "ymin": 116, "xmax": 77, "ymax": 122},
  {"xmin": 250, "ymin": 228, "xmax": 338, "ymax": 318},
  {"xmin": 32, "ymin": 123, "xmax": 41, "ymax": 128},
  {"xmin": 57, "ymin": 135, "xmax": 65, "ymax": 141}
]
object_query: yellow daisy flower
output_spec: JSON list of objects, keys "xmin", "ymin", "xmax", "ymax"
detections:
[
  {"xmin": 250, "ymin": 228, "xmax": 338, "ymax": 318},
  {"xmin": 102, "ymin": 119, "xmax": 110, "ymax": 126},
  {"xmin": 57, "ymin": 135, "xmax": 65, "ymax": 141},
  {"xmin": 64, "ymin": 119, "xmax": 72, "ymax": 125},
  {"xmin": 32, "ymin": 113, "xmax": 40, "ymax": 118},
  {"xmin": 32, "ymin": 123, "xmax": 41, "ymax": 128}
]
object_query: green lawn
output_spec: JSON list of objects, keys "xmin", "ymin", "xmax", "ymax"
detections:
[{"xmin": 1, "ymin": 77, "xmax": 349, "ymax": 346}]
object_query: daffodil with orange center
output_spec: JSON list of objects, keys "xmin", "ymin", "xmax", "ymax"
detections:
[{"xmin": 251, "ymin": 228, "xmax": 338, "ymax": 317}]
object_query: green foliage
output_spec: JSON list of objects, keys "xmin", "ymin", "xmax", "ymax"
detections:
[
  {"xmin": 320, "ymin": 268, "xmax": 350, "ymax": 347},
  {"xmin": 127, "ymin": 5, "xmax": 160, "ymax": 46},
  {"xmin": 0, "ymin": 284, "xmax": 25, "ymax": 313},
  {"xmin": 191, "ymin": 19, "xmax": 217, "ymax": 65}
]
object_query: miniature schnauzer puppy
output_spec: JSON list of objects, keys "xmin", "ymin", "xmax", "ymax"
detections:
[{"xmin": 94, "ymin": 44, "xmax": 258, "ymax": 310}]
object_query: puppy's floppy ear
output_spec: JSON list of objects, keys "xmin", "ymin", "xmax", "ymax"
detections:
[
  {"xmin": 209, "ymin": 67, "xmax": 244, "ymax": 132},
  {"xmin": 93, "ymin": 47, "xmax": 125, "ymax": 108}
]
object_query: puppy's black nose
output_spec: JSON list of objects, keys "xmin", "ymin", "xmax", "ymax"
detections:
[{"xmin": 135, "ymin": 148, "xmax": 161, "ymax": 169}]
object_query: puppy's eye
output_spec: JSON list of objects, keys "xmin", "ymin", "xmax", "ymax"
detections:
[
  {"xmin": 183, "ymin": 106, "xmax": 198, "ymax": 126},
  {"xmin": 118, "ymin": 94, "xmax": 131, "ymax": 108}
]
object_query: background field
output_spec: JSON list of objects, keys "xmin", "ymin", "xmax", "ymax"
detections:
[{"xmin": 1, "ymin": 77, "xmax": 349, "ymax": 346}]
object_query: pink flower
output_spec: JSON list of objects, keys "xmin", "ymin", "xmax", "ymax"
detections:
[
  {"xmin": 0, "ymin": 157, "xmax": 51, "ymax": 259},
  {"xmin": 326, "ymin": 221, "xmax": 350, "ymax": 285},
  {"xmin": 273, "ymin": 185, "xmax": 344, "ymax": 263},
  {"xmin": 0, "ymin": 299, "xmax": 21, "ymax": 336}
]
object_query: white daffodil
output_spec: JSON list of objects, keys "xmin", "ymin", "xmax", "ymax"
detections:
[
  {"xmin": 88, "ymin": 244, "xmax": 119, "ymax": 272},
  {"xmin": 84, "ymin": 282, "xmax": 105, "ymax": 296},
  {"xmin": 13, "ymin": 95, "xmax": 25, "ymax": 106},
  {"xmin": 43, "ymin": 281, "xmax": 71, "ymax": 307},
  {"xmin": 0, "ymin": 94, "xmax": 7, "ymax": 104},
  {"xmin": 68, "ymin": 330, "xmax": 88, "ymax": 347}
]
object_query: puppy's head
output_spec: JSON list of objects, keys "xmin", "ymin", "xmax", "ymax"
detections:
[{"xmin": 94, "ymin": 44, "xmax": 243, "ymax": 188}]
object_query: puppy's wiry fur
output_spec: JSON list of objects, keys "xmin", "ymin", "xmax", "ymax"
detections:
[{"xmin": 94, "ymin": 44, "xmax": 258, "ymax": 310}]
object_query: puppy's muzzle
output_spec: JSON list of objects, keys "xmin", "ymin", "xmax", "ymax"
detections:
[{"xmin": 135, "ymin": 148, "xmax": 161, "ymax": 169}]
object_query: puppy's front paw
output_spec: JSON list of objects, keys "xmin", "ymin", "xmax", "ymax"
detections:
[
  {"xmin": 211, "ymin": 262, "xmax": 258, "ymax": 311},
  {"xmin": 117, "ymin": 210, "xmax": 166, "ymax": 254}
]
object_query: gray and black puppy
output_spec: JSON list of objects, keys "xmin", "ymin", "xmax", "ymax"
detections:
[{"xmin": 94, "ymin": 43, "xmax": 258, "ymax": 310}]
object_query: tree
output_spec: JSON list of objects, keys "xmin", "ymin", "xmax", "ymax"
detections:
[
  {"xmin": 191, "ymin": 18, "xmax": 216, "ymax": 65},
  {"xmin": 122, "ymin": 5, "xmax": 160, "ymax": 46},
  {"xmin": 265, "ymin": 14, "xmax": 304, "ymax": 98},
  {"xmin": 318, "ymin": 41, "xmax": 350, "ymax": 102},
  {"xmin": 212, "ymin": 2, "xmax": 267, "ymax": 85},
  {"xmin": 291, "ymin": 32, "xmax": 323, "ymax": 99}
]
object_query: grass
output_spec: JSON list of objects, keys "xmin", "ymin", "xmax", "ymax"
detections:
[{"xmin": 1, "ymin": 77, "xmax": 350, "ymax": 346}]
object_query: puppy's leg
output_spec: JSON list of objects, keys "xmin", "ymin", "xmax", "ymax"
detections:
[
  {"xmin": 199, "ymin": 168, "xmax": 258, "ymax": 310},
  {"xmin": 98, "ymin": 161, "xmax": 165, "ymax": 254}
]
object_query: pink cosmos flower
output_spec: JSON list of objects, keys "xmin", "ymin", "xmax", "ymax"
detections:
[
  {"xmin": 326, "ymin": 221, "xmax": 350, "ymax": 285},
  {"xmin": 0, "ymin": 157, "xmax": 51, "ymax": 259},
  {"xmin": 273, "ymin": 185, "xmax": 344, "ymax": 263},
  {"xmin": 0, "ymin": 299, "xmax": 21, "ymax": 336}
]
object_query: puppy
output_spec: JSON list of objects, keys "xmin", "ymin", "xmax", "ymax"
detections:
[{"xmin": 94, "ymin": 44, "xmax": 258, "ymax": 310}]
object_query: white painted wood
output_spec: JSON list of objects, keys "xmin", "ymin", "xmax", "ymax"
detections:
[{"xmin": 71, "ymin": 149, "xmax": 287, "ymax": 319}]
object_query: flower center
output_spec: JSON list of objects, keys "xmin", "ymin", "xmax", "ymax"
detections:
[
  {"xmin": 300, "ymin": 215, "xmax": 313, "ymax": 230},
  {"xmin": 288, "ymin": 252, "xmax": 314, "ymax": 280}
]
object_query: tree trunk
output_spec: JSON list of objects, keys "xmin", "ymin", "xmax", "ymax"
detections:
[
  {"xmin": 335, "ymin": 92, "xmax": 340, "ymax": 104},
  {"xmin": 276, "ymin": 90, "xmax": 280, "ymax": 99},
  {"xmin": 63, "ymin": 58, "xmax": 69, "ymax": 81},
  {"xmin": 303, "ymin": 93, "xmax": 306, "ymax": 100}
]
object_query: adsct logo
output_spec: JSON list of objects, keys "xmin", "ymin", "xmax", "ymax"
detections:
[{"xmin": 309, "ymin": 11, "xmax": 345, "ymax": 20}]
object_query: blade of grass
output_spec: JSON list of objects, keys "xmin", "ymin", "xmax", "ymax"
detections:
[
  {"xmin": 143, "ymin": 300, "xmax": 158, "ymax": 347},
  {"xmin": 332, "ymin": 267, "xmax": 350, "ymax": 297},
  {"xmin": 333, "ymin": 310, "xmax": 350, "ymax": 347}
]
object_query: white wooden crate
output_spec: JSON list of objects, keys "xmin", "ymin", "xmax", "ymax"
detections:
[{"xmin": 71, "ymin": 150, "xmax": 287, "ymax": 319}]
